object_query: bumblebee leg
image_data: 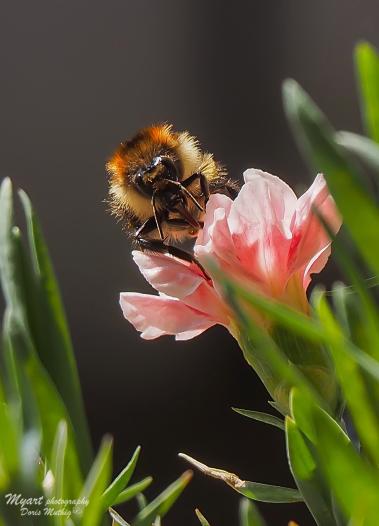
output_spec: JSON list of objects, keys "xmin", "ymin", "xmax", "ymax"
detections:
[
  {"xmin": 165, "ymin": 179, "xmax": 204, "ymax": 211},
  {"xmin": 136, "ymin": 237, "xmax": 209, "ymax": 278},
  {"xmin": 151, "ymin": 193, "xmax": 165, "ymax": 239},
  {"xmin": 135, "ymin": 216, "xmax": 159, "ymax": 238},
  {"xmin": 182, "ymin": 172, "xmax": 210, "ymax": 203},
  {"xmin": 225, "ymin": 179, "xmax": 240, "ymax": 199}
]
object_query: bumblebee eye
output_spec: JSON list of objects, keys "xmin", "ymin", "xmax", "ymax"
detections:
[
  {"xmin": 135, "ymin": 170, "xmax": 153, "ymax": 196},
  {"xmin": 158, "ymin": 156, "xmax": 179, "ymax": 181}
]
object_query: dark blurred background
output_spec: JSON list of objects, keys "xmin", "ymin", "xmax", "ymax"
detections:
[{"xmin": 1, "ymin": 1, "xmax": 378, "ymax": 524}]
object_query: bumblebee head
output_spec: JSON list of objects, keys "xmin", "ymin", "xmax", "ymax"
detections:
[
  {"xmin": 107, "ymin": 124, "xmax": 179, "ymax": 185},
  {"xmin": 107, "ymin": 124, "xmax": 202, "ymax": 220}
]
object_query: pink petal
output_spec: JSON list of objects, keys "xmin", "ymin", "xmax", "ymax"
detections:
[
  {"xmin": 195, "ymin": 193, "xmax": 236, "ymax": 266},
  {"xmin": 120, "ymin": 292, "xmax": 216, "ymax": 340},
  {"xmin": 132, "ymin": 251, "xmax": 205, "ymax": 299},
  {"xmin": 227, "ymin": 171, "xmax": 297, "ymax": 293},
  {"xmin": 302, "ymin": 243, "xmax": 332, "ymax": 290},
  {"xmin": 243, "ymin": 169, "xmax": 298, "ymax": 226},
  {"xmin": 289, "ymin": 174, "xmax": 342, "ymax": 282}
]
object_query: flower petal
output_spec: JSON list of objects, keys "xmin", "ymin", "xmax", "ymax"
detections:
[
  {"xmin": 289, "ymin": 174, "xmax": 342, "ymax": 281},
  {"xmin": 120, "ymin": 292, "xmax": 216, "ymax": 340},
  {"xmin": 132, "ymin": 251, "xmax": 205, "ymax": 299},
  {"xmin": 227, "ymin": 171, "xmax": 297, "ymax": 293},
  {"xmin": 195, "ymin": 193, "xmax": 235, "ymax": 265},
  {"xmin": 243, "ymin": 169, "xmax": 298, "ymax": 225}
]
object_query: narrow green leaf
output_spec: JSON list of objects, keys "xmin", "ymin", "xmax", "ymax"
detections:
[
  {"xmin": 132, "ymin": 471, "xmax": 193, "ymax": 526},
  {"xmin": 51, "ymin": 420, "xmax": 68, "ymax": 526},
  {"xmin": 355, "ymin": 42, "xmax": 379, "ymax": 143},
  {"xmin": 0, "ymin": 366, "xmax": 19, "ymax": 481},
  {"xmin": 195, "ymin": 509, "xmax": 211, "ymax": 526},
  {"xmin": 314, "ymin": 407, "xmax": 379, "ymax": 525},
  {"xmin": 102, "ymin": 445, "xmax": 141, "ymax": 509},
  {"xmin": 0, "ymin": 179, "xmax": 27, "ymax": 322},
  {"xmin": 285, "ymin": 417, "xmax": 337, "ymax": 526},
  {"xmin": 283, "ymin": 79, "xmax": 379, "ymax": 279},
  {"xmin": 113, "ymin": 477, "xmax": 153, "ymax": 505},
  {"xmin": 232, "ymin": 408, "xmax": 284, "ymax": 430},
  {"xmin": 77, "ymin": 436, "xmax": 112, "ymax": 526},
  {"xmin": 315, "ymin": 215, "xmax": 379, "ymax": 360},
  {"xmin": 237, "ymin": 481, "xmax": 302, "ymax": 503},
  {"xmin": 109, "ymin": 507, "xmax": 131, "ymax": 526},
  {"xmin": 221, "ymin": 277, "xmax": 325, "ymax": 414},
  {"xmin": 314, "ymin": 290, "xmax": 379, "ymax": 467},
  {"xmin": 179, "ymin": 454, "xmax": 301, "ymax": 504},
  {"xmin": 226, "ymin": 279, "xmax": 325, "ymax": 345},
  {"xmin": 19, "ymin": 189, "xmax": 92, "ymax": 471},
  {"xmin": 3, "ymin": 309, "xmax": 83, "ymax": 496},
  {"xmin": 239, "ymin": 498, "xmax": 266, "ymax": 526},
  {"xmin": 136, "ymin": 493, "xmax": 147, "ymax": 511},
  {"xmin": 336, "ymin": 131, "xmax": 379, "ymax": 172}
]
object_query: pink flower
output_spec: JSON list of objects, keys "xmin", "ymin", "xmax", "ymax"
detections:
[{"xmin": 120, "ymin": 169, "xmax": 341, "ymax": 340}]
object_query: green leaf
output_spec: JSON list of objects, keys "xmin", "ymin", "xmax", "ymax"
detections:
[
  {"xmin": 195, "ymin": 509, "xmax": 211, "ymax": 526},
  {"xmin": 101, "ymin": 445, "xmax": 141, "ymax": 509},
  {"xmin": 179, "ymin": 454, "xmax": 301, "ymax": 504},
  {"xmin": 239, "ymin": 498, "xmax": 266, "ymax": 526},
  {"xmin": 113, "ymin": 477, "xmax": 153, "ymax": 505},
  {"xmin": 3, "ymin": 309, "xmax": 83, "ymax": 496},
  {"xmin": 315, "ymin": 217, "xmax": 379, "ymax": 361},
  {"xmin": 237, "ymin": 481, "xmax": 302, "ymax": 504},
  {"xmin": 109, "ymin": 507, "xmax": 131, "ymax": 526},
  {"xmin": 314, "ymin": 290, "xmax": 379, "ymax": 466},
  {"xmin": 0, "ymin": 361, "xmax": 19, "ymax": 483},
  {"xmin": 136, "ymin": 493, "xmax": 147, "ymax": 511},
  {"xmin": 283, "ymin": 79, "xmax": 379, "ymax": 279},
  {"xmin": 51, "ymin": 420, "xmax": 68, "ymax": 492},
  {"xmin": 285, "ymin": 417, "xmax": 337, "ymax": 526},
  {"xmin": 51, "ymin": 421, "xmax": 67, "ymax": 526},
  {"xmin": 232, "ymin": 408, "xmax": 284, "ymax": 430},
  {"xmin": 355, "ymin": 42, "xmax": 379, "ymax": 143},
  {"xmin": 220, "ymin": 277, "xmax": 325, "ymax": 414},
  {"xmin": 132, "ymin": 471, "xmax": 193, "ymax": 526},
  {"xmin": 77, "ymin": 436, "xmax": 112, "ymax": 526},
  {"xmin": 313, "ymin": 406, "xmax": 379, "ymax": 525},
  {"xmin": 0, "ymin": 179, "xmax": 29, "ymax": 336},
  {"xmin": 336, "ymin": 131, "xmax": 379, "ymax": 172},
  {"xmin": 19, "ymin": 189, "xmax": 92, "ymax": 472},
  {"xmin": 225, "ymin": 279, "xmax": 325, "ymax": 345}
]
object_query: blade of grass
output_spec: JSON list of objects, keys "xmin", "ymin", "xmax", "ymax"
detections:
[
  {"xmin": 195, "ymin": 509, "xmax": 211, "ymax": 526},
  {"xmin": 313, "ymin": 406, "xmax": 379, "ymax": 525},
  {"xmin": 3, "ymin": 309, "xmax": 83, "ymax": 496},
  {"xmin": 232, "ymin": 408, "xmax": 284, "ymax": 430},
  {"xmin": 77, "ymin": 436, "xmax": 112, "ymax": 526},
  {"xmin": 19, "ymin": 189, "xmax": 92, "ymax": 471},
  {"xmin": 336, "ymin": 131, "xmax": 379, "ymax": 172},
  {"xmin": 51, "ymin": 420, "xmax": 67, "ymax": 526},
  {"xmin": 285, "ymin": 417, "xmax": 337, "ymax": 526},
  {"xmin": 109, "ymin": 507, "xmax": 131, "ymax": 526},
  {"xmin": 113, "ymin": 477, "xmax": 153, "ymax": 506},
  {"xmin": 239, "ymin": 499, "xmax": 267, "ymax": 526},
  {"xmin": 101, "ymin": 445, "xmax": 141, "ymax": 509},
  {"xmin": 314, "ymin": 290, "xmax": 379, "ymax": 467},
  {"xmin": 132, "ymin": 471, "xmax": 193, "ymax": 526},
  {"xmin": 221, "ymin": 277, "xmax": 326, "ymax": 414},
  {"xmin": 355, "ymin": 42, "xmax": 379, "ymax": 143},
  {"xmin": 283, "ymin": 79, "xmax": 379, "ymax": 278}
]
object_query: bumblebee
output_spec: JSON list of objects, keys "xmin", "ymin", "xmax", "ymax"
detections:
[{"xmin": 106, "ymin": 124, "xmax": 239, "ymax": 266}]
